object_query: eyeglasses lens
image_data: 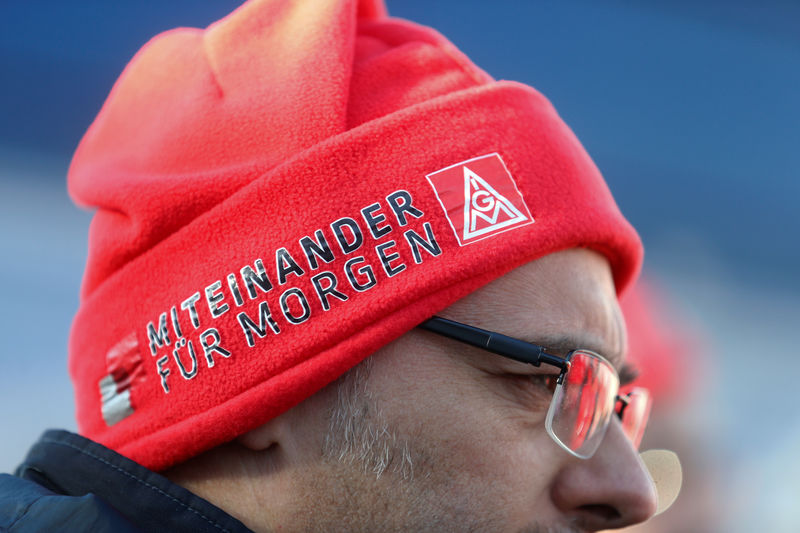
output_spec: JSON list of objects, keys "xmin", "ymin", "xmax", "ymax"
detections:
[
  {"xmin": 545, "ymin": 350, "xmax": 619, "ymax": 458},
  {"xmin": 619, "ymin": 387, "xmax": 651, "ymax": 449}
]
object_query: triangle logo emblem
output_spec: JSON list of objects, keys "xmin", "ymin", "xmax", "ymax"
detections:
[
  {"xmin": 426, "ymin": 153, "xmax": 534, "ymax": 246},
  {"xmin": 462, "ymin": 166, "xmax": 529, "ymax": 241}
]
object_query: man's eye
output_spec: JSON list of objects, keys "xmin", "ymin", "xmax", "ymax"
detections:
[
  {"xmin": 528, "ymin": 373, "xmax": 559, "ymax": 394},
  {"xmin": 504, "ymin": 372, "xmax": 559, "ymax": 411}
]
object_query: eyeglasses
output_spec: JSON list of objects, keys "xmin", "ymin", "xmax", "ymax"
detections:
[{"xmin": 419, "ymin": 316, "xmax": 651, "ymax": 459}]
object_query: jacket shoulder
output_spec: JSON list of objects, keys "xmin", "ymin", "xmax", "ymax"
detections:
[{"xmin": 0, "ymin": 473, "xmax": 140, "ymax": 532}]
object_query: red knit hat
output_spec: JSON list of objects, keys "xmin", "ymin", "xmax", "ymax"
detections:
[{"xmin": 68, "ymin": 0, "xmax": 642, "ymax": 470}]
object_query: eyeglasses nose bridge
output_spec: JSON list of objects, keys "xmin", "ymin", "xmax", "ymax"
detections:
[{"xmin": 615, "ymin": 393, "xmax": 630, "ymax": 419}]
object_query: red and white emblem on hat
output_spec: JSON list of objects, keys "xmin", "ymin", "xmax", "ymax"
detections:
[{"xmin": 426, "ymin": 153, "xmax": 533, "ymax": 246}]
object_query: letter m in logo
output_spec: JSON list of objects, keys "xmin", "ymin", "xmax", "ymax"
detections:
[{"xmin": 426, "ymin": 153, "xmax": 533, "ymax": 246}]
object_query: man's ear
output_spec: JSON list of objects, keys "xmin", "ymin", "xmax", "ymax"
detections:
[
  {"xmin": 237, "ymin": 375, "xmax": 341, "ymax": 455},
  {"xmin": 237, "ymin": 417, "xmax": 287, "ymax": 451},
  {"xmin": 236, "ymin": 385, "xmax": 332, "ymax": 453}
]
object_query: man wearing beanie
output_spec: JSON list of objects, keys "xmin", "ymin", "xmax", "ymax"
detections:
[{"xmin": 1, "ymin": 0, "xmax": 658, "ymax": 531}]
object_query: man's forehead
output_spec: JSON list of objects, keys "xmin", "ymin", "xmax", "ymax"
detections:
[
  {"xmin": 442, "ymin": 249, "xmax": 627, "ymax": 368},
  {"xmin": 520, "ymin": 331, "xmax": 626, "ymax": 371}
]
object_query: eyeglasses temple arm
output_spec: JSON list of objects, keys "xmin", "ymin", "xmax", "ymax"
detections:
[{"xmin": 419, "ymin": 317, "xmax": 569, "ymax": 371}]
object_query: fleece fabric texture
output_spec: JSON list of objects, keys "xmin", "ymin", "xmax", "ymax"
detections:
[{"xmin": 68, "ymin": 0, "xmax": 642, "ymax": 470}]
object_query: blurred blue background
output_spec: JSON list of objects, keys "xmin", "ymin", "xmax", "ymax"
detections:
[{"xmin": 1, "ymin": 1, "xmax": 798, "ymax": 530}]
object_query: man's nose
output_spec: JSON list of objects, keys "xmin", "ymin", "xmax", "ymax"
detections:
[{"xmin": 549, "ymin": 420, "xmax": 658, "ymax": 530}]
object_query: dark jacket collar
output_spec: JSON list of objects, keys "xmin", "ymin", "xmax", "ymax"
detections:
[{"xmin": 16, "ymin": 429, "xmax": 252, "ymax": 533}]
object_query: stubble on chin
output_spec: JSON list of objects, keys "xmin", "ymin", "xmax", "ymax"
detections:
[
  {"xmin": 309, "ymin": 355, "xmax": 583, "ymax": 533},
  {"xmin": 291, "ymin": 358, "xmax": 507, "ymax": 532}
]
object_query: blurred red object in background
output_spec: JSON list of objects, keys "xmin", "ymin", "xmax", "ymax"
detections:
[{"xmin": 620, "ymin": 277, "xmax": 702, "ymax": 404}]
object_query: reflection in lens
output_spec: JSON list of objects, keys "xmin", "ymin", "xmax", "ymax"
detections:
[
  {"xmin": 546, "ymin": 351, "xmax": 619, "ymax": 458},
  {"xmin": 620, "ymin": 387, "xmax": 652, "ymax": 449}
]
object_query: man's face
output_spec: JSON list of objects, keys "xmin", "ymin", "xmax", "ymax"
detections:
[
  {"xmin": 168, "ymin": 248, "xmax": 657, "ymax": 532},
  {"xmin": 283, "ymin": 248, "xmax": 657, "ymax": 532}
]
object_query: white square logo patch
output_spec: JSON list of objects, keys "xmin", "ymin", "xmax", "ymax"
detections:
[{"xmin": 426, "ymin": 153, "xmax": 533, "ymax": 246}]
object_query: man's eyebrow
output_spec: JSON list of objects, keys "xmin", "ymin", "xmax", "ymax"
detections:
[
  {"xmin": 523, "ymin": 336, "xmax": 578, "ymax": 355},
  {"xmin": 520, "ymin": 334, "xmax": 627, "ymax": 374},
  {"xmin": 618, "ymin": 363, "xmax": 640, "ymax": 387}
]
